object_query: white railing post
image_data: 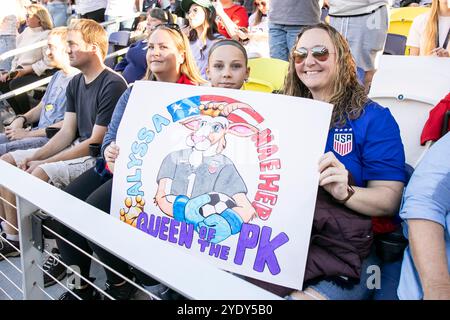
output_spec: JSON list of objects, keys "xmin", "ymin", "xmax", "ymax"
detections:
[{"xmin": 16, "ymin": 196, "xmax": 44, "ymax": 300}]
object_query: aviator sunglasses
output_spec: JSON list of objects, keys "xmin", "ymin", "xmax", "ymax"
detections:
[{"xmin": 292, "ymin": 46, "xmax": 334, "ymax": 64}]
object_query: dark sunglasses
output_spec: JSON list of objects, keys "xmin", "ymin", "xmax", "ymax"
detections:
[
  {"xmin": 254, "ymin": 1, "xmax": 266, "ymax": 6},
  {"xmin": 292, "ymin": 46, "xmax": 334, "ymax": 64},
  {"xmin": 151, "ymin": 23, "xmax": 183, "ymax": 35}
]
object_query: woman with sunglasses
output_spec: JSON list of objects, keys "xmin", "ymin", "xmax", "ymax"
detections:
[
  {"xmin": 283, "ymin": 23, "xmax": 406, "ymax": 300},
  {"xmin": 181, "ymin": 0, "xmax": 224, "ymax": 79},
  {"xmin": 53, "ymin": 23, "xmax": 206, "ymax": 300},
  {"xmin": 242, "ymin": 0, "xmax": 270, "ymax": 58},
  {"xmin": 114, "ymin": 8, "xmax": 172, "ymax": 84},
  {"xmin": 0, "ymin": 4, "xmax": 54, "ymax": 115}
]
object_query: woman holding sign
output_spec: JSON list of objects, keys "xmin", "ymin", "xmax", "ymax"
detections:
[
  {"xmin": 283, "ymin": 23, "xmax": 406, "ymax": 300},
  {"xmin": 52, "ymin": 23, "xmax": 205, "ymax": 300}
]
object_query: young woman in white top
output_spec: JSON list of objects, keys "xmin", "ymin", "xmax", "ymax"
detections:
[
  {"xmin": 407, "ymin": 0, "xmax": 450, "ymax": 57},
  {"xmin": 244, "ymin": 0, "xmax": 270, "ymax": 58}
]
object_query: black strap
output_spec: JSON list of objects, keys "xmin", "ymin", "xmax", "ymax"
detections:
[
  {"xmin": 436, "ymin": 22, "xmax": 450, "ymax": 49},
  {"xmin": 443, "ymin": 28, "xmax": 450, "ymax": 50}
]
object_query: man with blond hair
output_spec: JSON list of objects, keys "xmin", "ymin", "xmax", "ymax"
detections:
[{"xmin": 0, "ymin": 19, "xmax": 127, "ymax": 268}]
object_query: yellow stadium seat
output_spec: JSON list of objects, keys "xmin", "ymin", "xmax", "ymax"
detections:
[
  {"xmin": 247, "ymin": 58, "xmax": 289, "ymax": 92},
  {"xmin": 388, "ymin": 7, "xmax": 430, "ymax": 38},
  {"xmin": 242, "ymin": 77, "xmax": 274, "ymax": 93}
]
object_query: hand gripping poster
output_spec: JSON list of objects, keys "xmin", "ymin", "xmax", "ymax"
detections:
[{"xmin": 111, "ymin": 81, "xmax": 333, "ymax": 290}]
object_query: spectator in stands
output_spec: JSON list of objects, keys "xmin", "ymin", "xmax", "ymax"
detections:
[
  {"xmin": 326, "ymin": 0, "xmax": 390, "ymax": 90},
  {"xmin": 242, "ymin": 0, "xmax": 270, "ymax": 58},
  {"xmin": 407, "ymin": 0, "xmax": 450, "ymax": 57},
  {"xmin": 52, "ymin": 23, "xmax": 205, "ymax": 300},
  {"xmin": 0, "ymin": 19, "xmax": 127, "ymax": 267},
  {"xmin": 0, "ymin": 27, "xmax": 78, "ymax": 156},
  {"xmin": 206, "ymin": 39, "xmax": 249, "ymax": 89},
  {"xmin": 268, "ymin": 0, "xmax": 321, "ymax": 61},
  {"xmin": 214, "ymin": 0, "xmax": 249, "ymax": 40},
  {"xmin": 42, "ymin": 0, "xmax": 69, "ymax": 27},
  {"xmin": 16, "ymin": 0, "xmax": 32, "ymax": 34},
  {"xmin": 400, "ymin": 0, "xmax": 433, "ymax": 7},
  {"xmin": 74, "ymin": 0, "xmax": 107, "ymax": 23},
  {"xmin": 283, "ymin": 23, "xmax": 406, "ymax": 300},
  {"xmin": 181, "ymin": 0, "xmax": 223, "ymax": 78},
  {"xmin": 114, "ymin": 7, "xmax": 171, "ymax": 83},
  {"xmin": 0, "ymin": 4, "xmax": 54, "ymax": 115},
  {"xmin": 104, "ymin": 0, "xmax": 139, "ymax": 35},
  {"xmin": 397, "ymin": 132, "xmax": 450, "ymax": 300},
  {"xmin": 0, "ymin": 0, "xmax": 18, "ymax": 73}
]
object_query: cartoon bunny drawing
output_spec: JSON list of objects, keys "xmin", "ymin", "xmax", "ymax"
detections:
[{"xmin": 154, "ymin": 98, "xmax": 261, "ymax": 243}]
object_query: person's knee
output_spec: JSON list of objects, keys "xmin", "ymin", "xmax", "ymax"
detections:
[
  {"xmin": 32, "ymin": 166, "xmax": 49, "ymax": 182},
  {"xmin": 1, "ymin": 153, "xmax": 17, "ymax": 166}
]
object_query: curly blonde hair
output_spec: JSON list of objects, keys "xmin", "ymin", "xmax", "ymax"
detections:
[{"xmin": 283, "ymin": 23, "xmax": 367, "ymax": 127}]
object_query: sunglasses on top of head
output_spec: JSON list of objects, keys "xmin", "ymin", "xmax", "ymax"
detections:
[
  {"xmin": 151, "ymin": 23, "xmax": 183, "ymax": 35},
  {"xmin": 254, "ymin": 1, "xmax": 267, "ymax": 7},
  {"xmin": 292, "ymin": 46, "xmax": 335, "ymax": 64}
]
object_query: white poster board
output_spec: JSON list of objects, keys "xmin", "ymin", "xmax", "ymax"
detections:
[{"xmin": 111, "ymin": 81, "xmax": 333, "ymax": 290}]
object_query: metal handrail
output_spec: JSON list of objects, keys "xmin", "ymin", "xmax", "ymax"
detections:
[
  {"xmin": 0, "ymin": 160, "xmax": 281, "ymax": 300},
  {"xmin": 0, "ymin": 12, "xmax": 145, "ymax": 63},
  {"xmin": 0, "ymin": 47, "xmax": 129, "ymax": 103},
  {"xmin": 0, "ymin": 40, "xmax": 48, "ymax": 63}
]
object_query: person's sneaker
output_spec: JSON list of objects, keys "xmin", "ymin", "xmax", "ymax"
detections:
[
  {"xmin": 0, "ymin": 235, "xmax": 20, "ymax": 261},
  {"xmin": 58, "ymin": 278, "xmax": 100, "ymax": 300},
  {"xmin": 103, "ymin": 280, "xmax": 138, "ymax": 300},
  {"xmin": 43, "ymin": 248, "xmax": 67, "ymax": 287},
  {"xmin": 58, "ymin": 287, "xmax": 101, "ymax": 300}
]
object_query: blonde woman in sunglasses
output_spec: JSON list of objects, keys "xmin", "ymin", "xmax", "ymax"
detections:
[{"xmin": 283, "ymin": 23, "xmax": 406, "ymax": 300}]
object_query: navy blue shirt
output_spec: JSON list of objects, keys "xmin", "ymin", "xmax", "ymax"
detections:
[{"xmin": 325, "ymin": 100, "xmax": 406, "ymax": 187}]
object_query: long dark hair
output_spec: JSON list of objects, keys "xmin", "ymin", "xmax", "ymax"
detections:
[{"xmin": 188, "ymin": 6, "xmax": 220, "ymax": 58}]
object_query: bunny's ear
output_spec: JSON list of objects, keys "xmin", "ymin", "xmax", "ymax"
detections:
[
  {"xmin": 227, "ymin": 123, "xmax": 259, "ymax": 137},
  {"xmin": 182, "ymin": 117, "xmax": 201, "ymax": 131}
]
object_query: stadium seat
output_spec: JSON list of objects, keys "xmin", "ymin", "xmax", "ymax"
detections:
[
  {"xmin": 105, "ymin": 31, "xmax": 131, "ymax": 68},
  {"xmin": 388, "ymin": 7, "xmax": 430, "ymax": 38},
  {"xmin": 109, "ymin": 31, "xmax": 131, "ymax": 48},
  {"xmin": 369, "ymin": 55, "xmax": 450, "ymax": 168},
  {"xmin": 242, "ymin": 77, "xmax": 274, "ymax": 93},
  {"xmin": 247, "ymin": 58, "xmax": 289, "ymax": 92},
  {"xmin": 383, "ymin": 33, "xmax": 407, "ymax": 55}
]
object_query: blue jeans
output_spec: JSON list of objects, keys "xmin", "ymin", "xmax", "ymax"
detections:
[
  {"xmin": 46, "ymin": 2, "xmax": 69, "ymax": 27},
  {"xmin": 308, "ymin": 249, "xmax": 381, "ymax": 300},
  {"xmin": 268, "ymin": 23, "xmax": 304, "ymax": 61},
  {"xmin": 105, "ymin": 15, "xmax": 135, "ymax": 35},
  {"xmin": 0, "ymin": 133, "xmax": 49, "ymax": 156},
  {"xmin": 0, "ymin": 35, "xmax": 16, "ymax": 72}
]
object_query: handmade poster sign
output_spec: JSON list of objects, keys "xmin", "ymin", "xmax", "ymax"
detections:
[{"xmin": 111, "ymin": 81, "xmax": 333, "ymax": 290}]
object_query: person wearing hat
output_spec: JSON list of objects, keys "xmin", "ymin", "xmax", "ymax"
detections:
[{"xmin": 181, "ymin": 0, "xmax": 224, "ymax": 78}]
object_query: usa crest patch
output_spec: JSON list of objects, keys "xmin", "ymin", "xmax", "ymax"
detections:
[{"xmin": 333, "ymin": 128, "xmax": 353, "ymax": 156}]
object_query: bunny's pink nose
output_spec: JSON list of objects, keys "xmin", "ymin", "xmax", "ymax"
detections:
[{"xmin": 192, "ymin": 135, "xmax": 206, "ymax": 144}]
